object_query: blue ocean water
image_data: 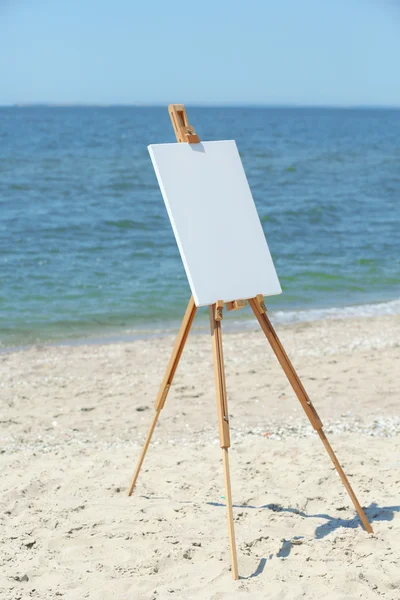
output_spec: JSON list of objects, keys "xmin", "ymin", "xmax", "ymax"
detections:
[{"xmin": 1, "ymin": 106, "xmax": 400, "ymax": 348}]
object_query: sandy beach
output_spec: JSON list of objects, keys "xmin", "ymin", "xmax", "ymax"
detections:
[{"xmin": 1, "ymin": 312, "xmax": 399, "ymax": 599}]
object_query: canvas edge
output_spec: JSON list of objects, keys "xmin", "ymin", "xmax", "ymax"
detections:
[
  {"xmin": 195, "ymin": 285, "xmax": 282, "ymax": 308},
  {"xmin": 147, "ymin": 145, "xmax": 201, "ymax": 307}
]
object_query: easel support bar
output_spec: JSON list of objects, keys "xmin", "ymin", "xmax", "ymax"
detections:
[{"xmin": 226, "ymin": 299, "xmax": 247, "ymax": 311}]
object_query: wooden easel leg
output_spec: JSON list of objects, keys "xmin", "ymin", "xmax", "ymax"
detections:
[
  {"xmin": 248, "ymin": 298, "xmax": 373, "ymax": 534},
  {"xmin": 209, "ymin": 304, "xmax": 239, "ymax": 580},
  {"xmin": 317, "ymin": 429, "xmax": 372, "ymax": 532},
  {"xmin": 127, "ymin": 409, "xmax": 161, "ymax": 497},
  {"xmin": 127, "ymin": 297, "xmax": 197, "ymax": 496}
]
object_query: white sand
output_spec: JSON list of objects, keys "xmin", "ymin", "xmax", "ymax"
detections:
[{"xmin": 1, "ymin": 313, "xmax": 399, "ymax": 599}]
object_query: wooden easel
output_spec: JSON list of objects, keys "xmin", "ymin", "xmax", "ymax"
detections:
[{"xmin": 128, "ymin": 105, "xmax": 373, "ymax": 580}]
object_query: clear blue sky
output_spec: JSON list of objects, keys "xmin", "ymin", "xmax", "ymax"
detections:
[{"xmin": 1, "ymin": 0, "xmax": 400, "ymax": 106}]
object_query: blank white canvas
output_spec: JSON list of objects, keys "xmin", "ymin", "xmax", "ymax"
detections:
[{"xmin": 148, "ymin": 140, "xmax": 282, "ymax": 307}]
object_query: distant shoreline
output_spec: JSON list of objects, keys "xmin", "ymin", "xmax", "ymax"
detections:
[
  {"xmin": 2, "ymin": 103, "xmax": 400, "ymax": 110},
  {"xmin": 2, "ymin": 297, "xmax": 399, "ymax": 354}
]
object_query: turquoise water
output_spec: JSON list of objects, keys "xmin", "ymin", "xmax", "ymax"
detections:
[{"xmin": 1, "ymin": 106, "xmax": 400, "ymax": 347}]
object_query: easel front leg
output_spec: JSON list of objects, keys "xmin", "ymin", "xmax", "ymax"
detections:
[
  {"xmin": 128, "ymin": 296, "xmax": 197, "ymax": 496},
  {"xmin": 248, "ymin": 297, "xmax": 373, "ymax": 534},
  {"xmin": 127, "ymin": 409, "xmax": 161, "ymax": 497},
  {"xmin": 317, "ymin": 429, "xmax": 372, "ymax": 532},
  {"xmin": 209, "ymin": 303, "xmax": 239, "ymax": 580}
]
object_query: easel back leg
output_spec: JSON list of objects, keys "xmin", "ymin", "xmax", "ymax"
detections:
[
  {"xmin": 222, "ymin": 448, "xmax": 239, "ymax": 580},
  {"xmin": 209, "ymin": 304, "xmax": 239, "ymax": 580}
]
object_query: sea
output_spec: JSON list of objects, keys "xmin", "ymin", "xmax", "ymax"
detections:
[{"xmin": 1, "ymin": 106, "xmax": 400, "ymax": 349}]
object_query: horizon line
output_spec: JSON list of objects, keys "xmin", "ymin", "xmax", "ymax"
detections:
[{"xmin": 1, "ymin": 102, "xmax": 400, "ymax": 110}]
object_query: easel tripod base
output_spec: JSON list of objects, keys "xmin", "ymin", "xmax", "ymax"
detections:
[{"xmin": 128, "ymin": 296, "xmax": 373, "ymax": 581}]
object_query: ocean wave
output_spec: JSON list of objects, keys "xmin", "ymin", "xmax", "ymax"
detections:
[{"xmin": 271, "ymin": 297, "xmax": 400, "ymax": 325}]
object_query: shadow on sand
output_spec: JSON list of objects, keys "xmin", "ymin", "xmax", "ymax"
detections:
[
  {"xmin": 207, "ymin": 500, "xmax": 398, "ymax": 538},
  {"xmin": 140, "ymin": 495, "xmax": 398, "ymax": 578},
  {"xmin": 206, "ymin": 501, "xmax": 399, "ymax": 573}
]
